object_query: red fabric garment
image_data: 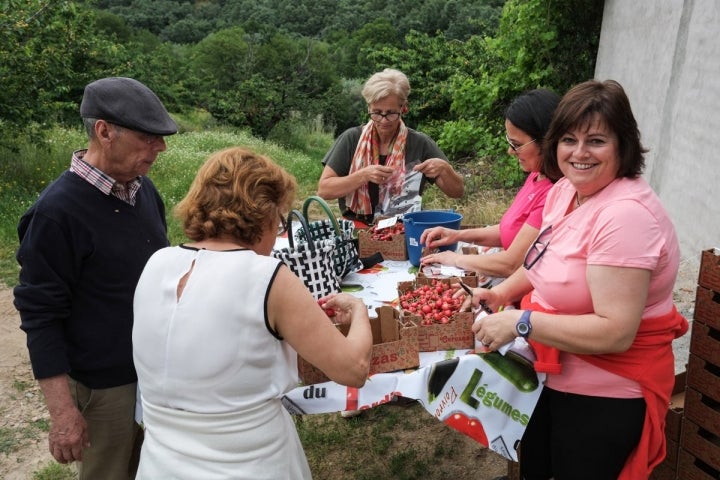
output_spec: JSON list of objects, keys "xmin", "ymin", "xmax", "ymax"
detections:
[
  {"xmin": 520, "ymin": 293, "xmax": 563, "ymax": 374},
  {"xmin": 519, "ymin": 291, "xmax": 689, "ymax": 479}
]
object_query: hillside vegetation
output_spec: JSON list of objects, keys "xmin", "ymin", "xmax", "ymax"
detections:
[{"xmin": 2, "ymin": 0, "xmax": 603, "ymax": 163}]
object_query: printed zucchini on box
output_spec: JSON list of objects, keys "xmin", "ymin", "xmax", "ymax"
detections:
[{"xmin": 297, "ymin": 306, "xmax": 419, "ymax": 385}]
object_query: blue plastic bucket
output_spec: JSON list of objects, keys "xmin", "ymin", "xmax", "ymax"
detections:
[{"xmin": 403, "ymin": 210, "xmax": 463, "ymax": 267}]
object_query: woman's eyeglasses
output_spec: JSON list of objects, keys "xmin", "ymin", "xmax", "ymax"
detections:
[
  {"xmin": 369, "ymin": 111, "xmax": 401, "ymax": 122},
  {"xmin": 523, "ymin": 225, "xmax": 552, "ymax": 270},
  {"xmin": 505, "ymin": 134, "xmax": 536, "ymax": 153},
  {"xmin": 277, "ymin": 214, "xmax": 289, "ymax": 236}
]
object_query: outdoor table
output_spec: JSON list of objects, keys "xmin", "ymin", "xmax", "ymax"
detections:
[{"xmin": 273, "ymin": 233, "xmax": 543, "ymax": 462}]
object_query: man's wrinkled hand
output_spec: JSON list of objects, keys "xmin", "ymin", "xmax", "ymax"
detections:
[{"xmin": 48, "ymin": 408, "xmax": 90, "ymax": 464}]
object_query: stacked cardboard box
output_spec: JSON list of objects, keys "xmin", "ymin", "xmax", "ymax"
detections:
[{"xmin": 676, "ymin": 248, "xmax": 720, "ymax": 479}]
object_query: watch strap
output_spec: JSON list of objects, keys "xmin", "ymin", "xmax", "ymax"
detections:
[{"xmin": 516, "ymin": 309, "xmax": 532, "ymax": 339}]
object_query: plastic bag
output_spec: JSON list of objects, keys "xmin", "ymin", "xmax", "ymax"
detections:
[{"xmin": 375, "ymin": 161, "xmax": 422, "ymax": 221}]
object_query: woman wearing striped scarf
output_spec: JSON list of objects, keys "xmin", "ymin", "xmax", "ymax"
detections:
[{"xmin": 318, "ymin": 68, "xmax": 464, "ymax": 227}]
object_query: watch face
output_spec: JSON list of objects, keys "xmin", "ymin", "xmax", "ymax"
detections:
[{"xmin": 517, "ymin": 322, "xmax": 530, "ymax": 335}]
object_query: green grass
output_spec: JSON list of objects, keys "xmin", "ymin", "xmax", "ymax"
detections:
[
  {"xmin": 0, "ymin": 379, "xmax": 70, "ymax": 478},
  {"xmin": 33, "ymin": 417, "xmax": 50, "ymax": 433},
  {"xmin": 0, "ymin": 124, "xmax": 513, "ymax": 288},
  {"xmin": 12, "ymin": 378, "xmax": 32, "ymax": 392},
  {"xmin": 32, "ymin": 462, "xmax": 77, "ymax": 480},
  {"xmin": 1, "ymin": 378, "xmax": 51, "ymax": 450},
  {"xmin": 0, "ymin": 125, "xmax": 83, "ymax": 287},
  {"xmin": 0, "ymin": 427, "xmax": 14, "ymax": 455},
  {"xmin": 0, "ymin": 124, "xmax": 336, "ymax": 287},
  {"xmin": 295, "ymin": 403, "xmax": 506, "ymax": 479}
]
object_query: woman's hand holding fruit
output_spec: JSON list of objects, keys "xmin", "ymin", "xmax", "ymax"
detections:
[{"xmin": 318, "ymin": 293, "xmax": 366, "ymax": 325}]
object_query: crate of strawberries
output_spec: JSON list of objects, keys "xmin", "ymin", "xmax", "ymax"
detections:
[
  {"xmin": 358, "ymin": 216, "xmax": 408, "ymax": 261},
  {"xmin": 397, "ymin": 278, "xmax": 475, "ymax": 351}
]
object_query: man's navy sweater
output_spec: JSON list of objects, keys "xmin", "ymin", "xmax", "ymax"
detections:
[{"xmin": 14, "ymin": 171, "xmax": 169, "ymax": 389}]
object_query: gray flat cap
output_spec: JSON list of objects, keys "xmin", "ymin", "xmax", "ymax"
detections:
[{"xmin": 80, "ymin": 77, "xmax": 178, "ymax": 136}]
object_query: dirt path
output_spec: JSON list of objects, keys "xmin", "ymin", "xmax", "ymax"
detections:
[
  {"xmin": 0, "ymin": 287, "xmax": 57, "ymax": 480},
  {"xmin": 0, "ymin": 258, "xmax": 700, "ymax": 479}
]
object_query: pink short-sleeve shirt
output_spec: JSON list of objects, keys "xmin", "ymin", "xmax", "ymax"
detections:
[
  {"xmin": 527, "ymin": 177, "xmax": 679, "ymax": 318},
  {"xmin": 525, "ymin": 177, "xmax": 680, "ymax": 397},
  {"xmin": 499, "ymin": 172, "xmax": 553, "ymax": 250}
]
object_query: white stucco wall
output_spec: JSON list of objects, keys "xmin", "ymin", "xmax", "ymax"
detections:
[{"xmin": 595, "ymin": 0, "xmax": 720, "ymax": 272}]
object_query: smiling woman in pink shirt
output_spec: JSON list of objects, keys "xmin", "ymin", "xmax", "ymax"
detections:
[{"xmin": 466, "ymin": 80, "xmax": 688, "ymax": 480}]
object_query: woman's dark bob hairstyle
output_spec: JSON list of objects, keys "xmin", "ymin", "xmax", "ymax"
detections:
[{"xmin": 542, "ymin": 79, "xmax": 648, "ymax": 181}]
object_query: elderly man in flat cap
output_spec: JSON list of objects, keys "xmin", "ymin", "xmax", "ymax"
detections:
[{"xmin": 14, "ymin": 77, "xmax": 177, "ymax": 479}]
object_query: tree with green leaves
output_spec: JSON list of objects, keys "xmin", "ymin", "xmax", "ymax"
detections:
[
  {"xmin": 327, "ymin": 18, "xmax": 404, "ymax": 80},
  {"xmin": 190, "ymin": 27, "xmax": 337, "ymax": 138},
  {"xmin": 0, "ymin": 1, "xmax": 124, "ymax": 148},
  {"xmin": 439, "ymin": 0, "xmax": 603, "ymax": 163},
  {"xmin": 1, "ymin": 0, "xmax": 601, "ymax": 173}
]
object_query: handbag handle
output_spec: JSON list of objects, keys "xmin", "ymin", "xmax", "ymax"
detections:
[
  {"xmin": 286, "ymin": 209, "xmax": 314, "ymax": 251},
  {"xmin": 302, "ymin": 195, "xmax": 342, "ymax": 236}
]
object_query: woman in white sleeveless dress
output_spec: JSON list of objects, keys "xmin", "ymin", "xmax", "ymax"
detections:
[{"xmin": 132, "ymin": 147, "xmax": 372, "ymax": 479}]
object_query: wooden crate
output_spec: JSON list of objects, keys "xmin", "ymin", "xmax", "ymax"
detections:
[
  {"xmin": 694, "ymin": 286, "xmax": 720, "ymax": 331},
  {"xmin": 397, "ymin": 278, "xmax": 476, "ymax": 351},
  {"xmin": 680, "ymin": 419, "xmax": 720, "ymax": 473},
  {"xmin": 665, "ymin": 436, "xmax": 679, "ymax": 471},
  {"xmin": 506, "ymin": 459, "xmax": 520, "ymax": 480},
  {"xmin": 689, "ymin": 322, "xmax": 720, "ymax": 367},
  {"xmin": 415, "ymin": 270, "xmax": 482, "ymax": 288},
  {"xmin": 699, "ymin": 248, "xmax": 720, "ymax": 293},
  {"xmin": 506, "ymin": 444, "xmax": 521, "ymax": 480},
  {"xmin": 687, "ymin": 353, "xmax": 720, "ymax": 403},
  {"xmin": 677, "ymin": 447, "xmax": 720, "ymax": 480},
  {"xmin": 649, "ymin": 458, "xmax": 677, "ymax": 480},
  {"xmin": 685, "ymin": 387, "xmax": 720, "ymax": 439}
]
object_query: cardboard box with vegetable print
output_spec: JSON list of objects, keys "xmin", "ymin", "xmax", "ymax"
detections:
[
  {"xmin": 297, "ymin": 306, "xmax": 419, "ymax": 385},
  {"xmin": 397, "ymin": 278, "xmax": 476, "ymax": 352}
]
